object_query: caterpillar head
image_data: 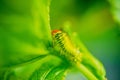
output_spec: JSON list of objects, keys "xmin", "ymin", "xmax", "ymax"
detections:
[{"xmin": 52, "ymin": 30, "xmax": 62, "ymax": 35}]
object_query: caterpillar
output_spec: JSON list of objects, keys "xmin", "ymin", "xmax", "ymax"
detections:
[
  {"xmin": 52, "ymin": 30, "xmax": 107, "ymax": 80},
  {"xmin": 52, "ymin": 30, "xmax": 81, "ymax": 63}
]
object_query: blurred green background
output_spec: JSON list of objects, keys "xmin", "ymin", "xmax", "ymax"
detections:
[
  {"xmin": 0, "ymin": 0, "xmax": 120, "ymax": 80},
  {"xmin": 50, "ymin": 0, "xmax": 120, "ymax": 80}
]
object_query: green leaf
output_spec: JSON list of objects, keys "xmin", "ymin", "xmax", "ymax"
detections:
[
  {"xmin": 0, "ymin": 55, "xmax": 56, "ymax": 80},
  {"xmin": 0, "ymin": 0, "xmax": 51, "ymax": 68},
  {"xmin": 29, "ymin": 56, "xmax": 68, "ymax": 80}
]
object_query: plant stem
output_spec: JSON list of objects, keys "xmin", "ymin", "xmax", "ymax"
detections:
[{"xmin": 75, "ymin": 63, "xmax": 98, "ymax": 80}]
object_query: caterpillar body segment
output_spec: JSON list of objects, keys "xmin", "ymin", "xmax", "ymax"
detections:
[{"xmin": 52, "ymin": 30, "xmax": 81, "ymax": 64}]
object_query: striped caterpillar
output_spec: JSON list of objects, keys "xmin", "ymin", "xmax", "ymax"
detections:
[
  {"xmin": 52, "ymin": 30, "xmax": 81, "ymax": 63},
  {"xmin": 52, "ymin": 30, "xmax": 107, "ymax": 80}
]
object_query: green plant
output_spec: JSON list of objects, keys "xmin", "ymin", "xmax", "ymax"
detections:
[{"xmin": 0, "ymin": 0, "xmax": 107, "ymax": 80}]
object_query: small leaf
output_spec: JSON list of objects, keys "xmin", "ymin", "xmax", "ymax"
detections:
[{"xmin": 29, "ymin": 56, "xmax": 68, "ymax": 80}]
